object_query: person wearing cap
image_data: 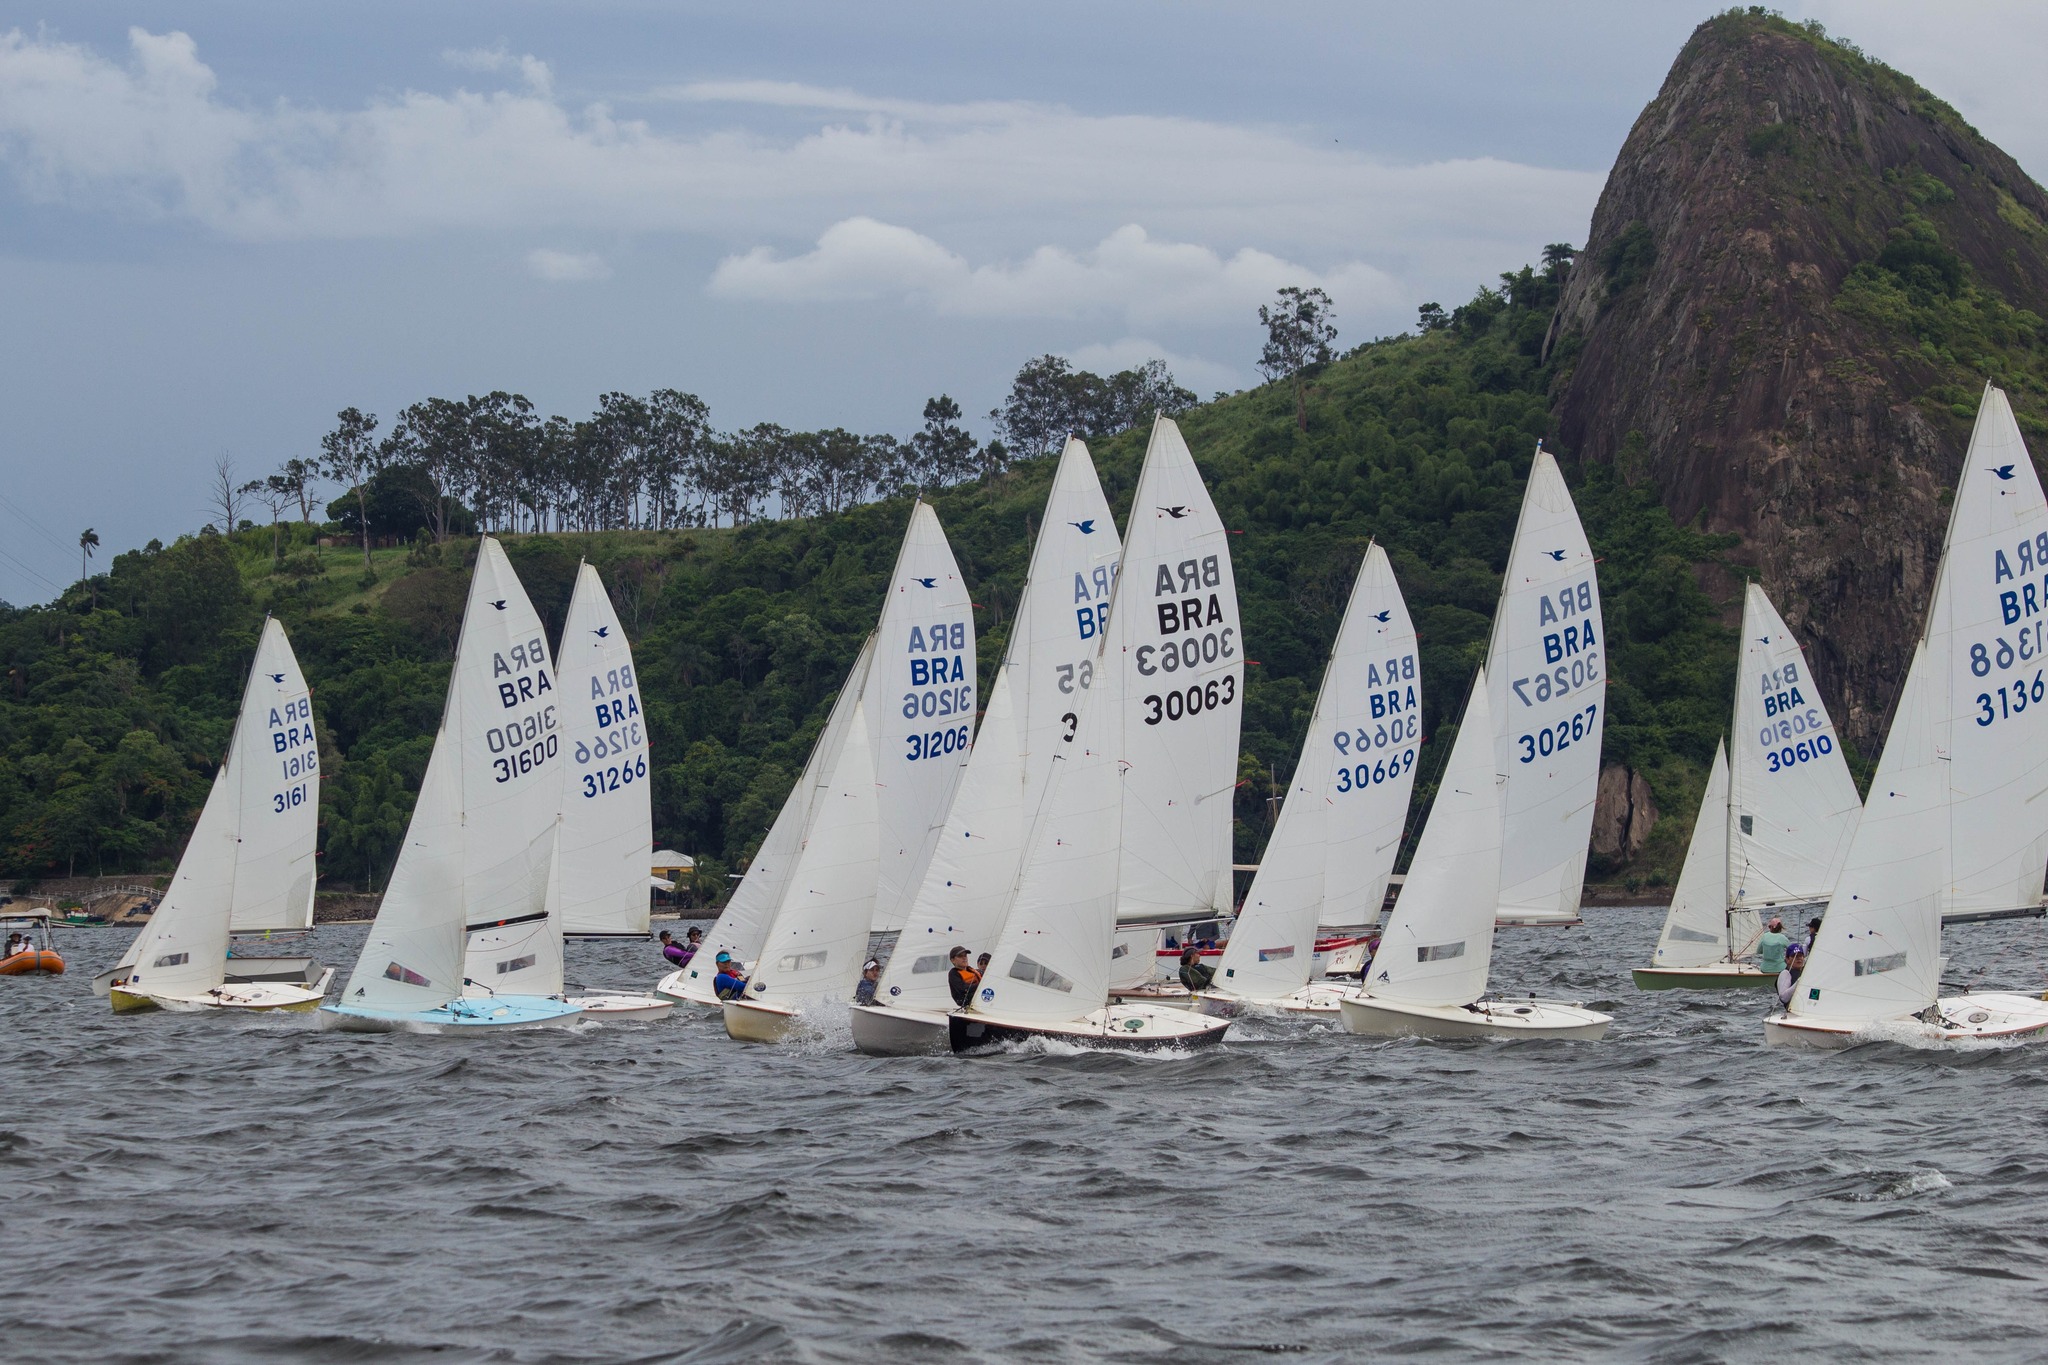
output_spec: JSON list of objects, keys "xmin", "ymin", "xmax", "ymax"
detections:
[
  {"xmin": 1756, "ymin": 917, "xmax": 1791, "ymax": 976},
  {"xmin": 658, "ymin": 930, "xmax": 687, "ymax": 966},
  {"xmin": 1178, "ymin": 946, "xmax": 1216, "ymax": 994},
  {"xmin": 854, "ymin": 958, "xmax": 882, "ymax": 1006},
  {"xmin": 712, "ymin": 952, "xmax": 750, "ymax": 1001},
  {"xmin": 1776, "ymin": 942, "xmax": 1808, "ymax": 1007},
  {"xmin": 1805, "ymin": 917, "xmax": 1823, "ymax": 954},
  {"xmin": 947, "ymin": 947, "xmax": 981, "ymax": 1008},
  {"xmin": 975, "ymin": 952, "xmax": 992, "ymax": 981}
]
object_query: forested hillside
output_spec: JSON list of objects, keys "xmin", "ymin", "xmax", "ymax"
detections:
[{"xmin": 0, "ymin": 250, "xmax": 1736, "ymax": 899}]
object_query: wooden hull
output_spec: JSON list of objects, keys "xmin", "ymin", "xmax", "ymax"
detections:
[{"xmin": 1631, "ymin": 963, "xmax": 1773, "ymax": 991}]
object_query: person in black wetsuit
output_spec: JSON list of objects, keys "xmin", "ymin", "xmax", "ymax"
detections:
[
  {"xmin": 1178, "ymin": 946, "xmax": 1215, "ymax": 993},
  {"xmin": 947, "ymin": 946, "xmax": 981, "ymax": 1007}
]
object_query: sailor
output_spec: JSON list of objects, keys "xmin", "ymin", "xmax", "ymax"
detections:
[
  {"xmin": 854, "ymin": 958, "xmax": 882, "ymax": 1006},
  {"xmin": 1178, "ymin": 946, "xmax": 1216, "ymax": 993},
  {"xmin": 712, "ymin": 952, "xmax": 750, "ymax": 1001},
  {"xmin": 3, "ymin": 934, "xmax": 17, "ymax": 956},
  {"xmin": 1776, "ymin": 943, "xmax": 1807, "ymax": 1007},
  {"xmin": 1756, "ymin": 918, "xmax": 1791, "ymax": 976},
  {"xmin": 658, "ymin": 930, "xmax": 686, "ymax": 965},
  {"xmin": 1805, "ymin": 917, "xmax": 1824, "ymax": 953},
  {"xmin": 946, "ymin": 947, "xmax": 981, "ymax": 1008},
  {"xmin": 975, "ymin": 952, "xmax": 992, "ymax": 981}
]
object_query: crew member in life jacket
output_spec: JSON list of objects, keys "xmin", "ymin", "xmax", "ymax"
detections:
[
  {"xmin": 712, "ymin": 952, "xmax": 750, "ymax": 1001},
  {"xmin": 947, "ymin": 946, "xmax": 981, "ymax": 1008},
  {"xmin": 1178, "ymin": 946, "xmax": 1216, "ymax": 993}
]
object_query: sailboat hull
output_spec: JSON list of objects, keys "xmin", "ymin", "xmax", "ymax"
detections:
[
  {"xmin": 566, "ymin": 993, "xmax": 674, "ymax": 1021},
  {"xmin": 110, "ymin": 970, "xmax": 333, "ymax": 1014},
  {"xmin": 93, "ymin": 953, "xmax": 324, "ymax": 998},
  {"xmin": 948, "ymin": 1004, "xmax": 1230, "ymax": 1053},
  {"xmin": 1195, "ymin": 982, "xmax": 1357, "ymax": 1018},
  {"xmin": 849, "ymin": 1004, "xmax": 952, "ymax": 1056},
  {"xmin": 319, "ymin": 995, "xmax": 583, "ymax": 1032},
  {"xmin": 1339, "ymin": 995, "xmax": 1611, "ymax": 1040},
  {"xmin": 722, "ymin": 997, "xmax": 807, "ymax": 1043},
  {"xmin": 1631, "ymin": 963, "xmax": 1773, "ymax": 991},
  {"xmin": 1764, "ymin": 993, "xmax": 2048, "ymax": 1048},
  {"xmin": 1108, "ymin": 981, "xmax": 1198, "ymax": 1008}
]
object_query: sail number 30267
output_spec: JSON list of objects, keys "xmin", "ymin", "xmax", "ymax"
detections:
[{"xmin": 1516, "ymin": 703, "xmax": 1599, "ymax": 763}]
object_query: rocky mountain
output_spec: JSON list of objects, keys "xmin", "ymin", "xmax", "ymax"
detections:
[{"xmin": 1548, "ymin": 9, "xmax": 2048, "ymax": 748}]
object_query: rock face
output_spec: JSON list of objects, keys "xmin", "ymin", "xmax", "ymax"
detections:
[
  {"xmin": 1548, "ymin": 13, "xmax": 2048, "ymax": 747},
  {"xmin": 1591, "ymin": 763, "xmax": 1659, "ymax": 861}
]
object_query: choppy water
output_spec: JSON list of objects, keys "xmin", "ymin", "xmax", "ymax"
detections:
[{"xmin": 7, "ymin": 910, "xmax": 2048, "ymax": 1363}]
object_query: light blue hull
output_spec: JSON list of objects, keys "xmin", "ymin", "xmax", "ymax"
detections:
[{"xmin": 320, "ymin": 996, "xmax": 584, "ymax": 1033}]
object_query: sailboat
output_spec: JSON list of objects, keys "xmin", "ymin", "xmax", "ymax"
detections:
[
  {"xmin": 1488, "ymin": 447, "xmax": 1606, "ymax": 927},
  {"xmin": 546, "ymin": 562, "xmax": 673, "ymax": 1020},
  {"xmin": 322, "ymin": 537, "xmax": 581, "ymax": 1031},
  {"xmin": 653, "ymin": 637, "xmax": 875, "ymax": 1007},
  {"xmin": 1199, "ymin": 542, "xmax": 1419, "ymax": 1015},
  {"xmin": 1338, "ymin": 669, "xmax": 1612, "ymax": 1039},
  {"xmin": 1636, "ymin": 584, "xmax": 1863, "ymax": 989},
  {"xmin": 108, "ymin": 618, "xmax": 332, "ymax": 1013},
  {"xmin": 852, "ymin": 442, "xmax": 1121, "ymax": 1054},
  {"xmin": 1766, "ymin": 386, "xmax": 2048, "ymax": 1046},
  {"xmin": 723, "ymin": 501, "xmax": 975, "ymax": 1042},
  {"xmin": 951, "ymin": 418, "xmax": 1233, "ymax": 1052}
]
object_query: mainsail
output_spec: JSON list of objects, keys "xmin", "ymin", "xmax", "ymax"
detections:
[
  {"xmin": 1484, "ymin": 449, "xmax": 1605, "ymax": 925},
  {"xmin": 1650, "ymin": 740, "xmax": 1733, "ymax": 969},
  {"xmin": 1217, "ymin": 543, "xmax": 1418, "ymax": 1001},
  {"xmin": 879, "ymin": 440, "xmax": 1120, "ymax": 1011},
  {"xmin": 339, "ymin": 538, "xmax": 560, "ymax": 1014},
  {"xmin": 557, "ymin": 563, "xmax": 654, "ymax": 938},
  {"xmin": 118, "ymin": 618, "xmax": 318, "ymax": 994}
]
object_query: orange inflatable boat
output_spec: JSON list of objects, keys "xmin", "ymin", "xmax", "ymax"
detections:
[{"xmin": 1, "ymin": 910, "xmax": 65, "ymax": 975}]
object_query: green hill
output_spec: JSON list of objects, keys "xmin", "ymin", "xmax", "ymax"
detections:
[{"xmin": 0, "ymin": 262, "xmax": 1734, "ymax": 900}]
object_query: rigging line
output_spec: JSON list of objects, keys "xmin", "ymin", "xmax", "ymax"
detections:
[
  {"xmin": 0, "ymin": 490, "xmax": 77, "ymax": 555},
  {"xmin": 0, "ymin": 543, "xmax": 62, "ymax": 592}
]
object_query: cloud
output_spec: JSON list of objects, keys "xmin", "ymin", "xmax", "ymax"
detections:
[
  {"xmin": 0, "ymin": 28, "xmax": 1597, "ymax": 281},
  {"xmin": 1061, "ymin": 339, "xmax": 1244, "ymax": 398},
  {"xmin": 525, "ymin": 247, "xmax": 610, "ymax": 281},
  {"xmin": 710, "ymin": 218, "xmax": 1401, "ymax": 328}
]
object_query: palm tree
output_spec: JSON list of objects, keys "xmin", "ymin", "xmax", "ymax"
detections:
[{"xmin": 79, "ymin": 528, "xmax": 98, "ymax": 582}]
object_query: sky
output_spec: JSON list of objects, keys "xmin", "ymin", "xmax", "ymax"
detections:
[{"xmin": 1, "ymin": 1, "xmax": 2044, "ymax": 604}]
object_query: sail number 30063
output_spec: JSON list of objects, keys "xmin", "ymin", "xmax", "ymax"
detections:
[
  {"xmin": 1516, "ymin": 703, "xmax": 1599, "ymax": 763},
  {"xmin": 1142, "ymin": 674, "xmax": 1236, "ymax": 725}
]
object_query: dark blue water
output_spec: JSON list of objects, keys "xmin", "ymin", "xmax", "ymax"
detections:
[{"xmin": 6, "ymin": 909, "xmax": 2048, "ymax": 1363}]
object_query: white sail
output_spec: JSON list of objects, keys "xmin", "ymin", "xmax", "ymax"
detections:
[
  {"xmin": 671, "ymin": 637, "xmax": 877, "ymax": 1004},
  {"xmin": 557, "ymin": 563, "xmax": 653, "ymax": 938},
  {"xmin": 1651, "ymin": 740, "xmax": 1732, "ymax": 969},
  {"xmin": 1728, "ymin": 583, "xmax": 1861, "ymax": 910},
  {"xmin": 879, "ymin": 440, "xmax": 1121, "ymax": 1011},
  {"xmin": 1113, "ymin": 417, "xmax": 1244, "ymax": 924},
  {"xmin": 117, "ymin": 619, "xmax": 317, "ymax": 986},
  {"xmin": 866, "ymin": 501, "xmax": 977, "ymax": 934},
  {"xmin": 748, "ymin": 704, "xmax": 881, "ymax": 1005},
  {"xmin": 1791, "ymin": 643, "xmax": 1945, "ymax": 1025},
  {"xmin": 1932, "ymin": 386, "xmax": 2048, "ymax": 918},
  {"xmin": 1218, "ymin": 543, "xmax": 1419, "ymax": 1001},
  {"xmin": 1364, "ymin": 671, "xmax": 1501, "ymax": 1008},
  {"xmin": 465, "ymin": 819, "xmax": 568, "ymax": 998},
  {"xmin": 340, "ymin": 538, "xmax": 560, "ymax": 1013},
  {"xmin": 1484, "ymin": 449, "xmax": 1604, "ymax": 924}
]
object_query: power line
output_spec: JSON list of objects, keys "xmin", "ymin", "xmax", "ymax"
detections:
[{"xmin": 0, "ymin": 490, "xmax": 77, "ymax": 556}]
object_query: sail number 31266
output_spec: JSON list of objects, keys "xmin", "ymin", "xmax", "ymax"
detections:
[{"xmin": 1516, "ymin": 703, "xmax": 1599, "ymax": 763}]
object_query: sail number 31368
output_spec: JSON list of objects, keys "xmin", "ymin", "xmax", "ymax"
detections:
[{"xmin": 1977, "ymin": 670, "xmax": 2046, "ymax": 727}]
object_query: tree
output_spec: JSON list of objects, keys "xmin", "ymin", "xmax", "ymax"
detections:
[
  {"xmin": 319, "ymin": 408, "xmax": 383, "ymax": 569},
  {"xmin": 208, "ymin": 453, "xmax": 246, "ymax": 532},
  {"xmin": 907, "ymin": 396, "xmax": 978, "ymax": 491},
  {"xmin": 278, "ymin": 458, "xmax": 320, "ymax": 524},
  {"xmin": 991, "ymin": 355, "xmax": 1196, "ymax": 458},
  {"xmin": 1258, "ymin": 286, "xmax": 1339, "ymax": 431},
  {"xmin": 240, "ymin": 473, "xmax": 298, "ymax": 563},
  {"xmin": 1416, "ymin": 302, "xmax": 1449, "ymax": 333},
  {"xmin": 78, "ymin": 528, "xmax": 97, "ymax": 584},
  {"xmin": 1542, "ymin": 242, "xmax": 1578, "ymax": 280},
  {"xmin": 645, "ymin": 389, "xmax": 711, "ymax": 528}
]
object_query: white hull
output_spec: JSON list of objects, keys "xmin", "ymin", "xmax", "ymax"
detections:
[
  {"xmin": 1196, "ymin": 981, "xmax": 1357, "ymax": 1018},
  {"xmin": 1108, "ymin": 981, "xmax": 1197, "ymax": 1008},
  {"xmin": 652, "ymin": 968, "xmax": 720, "ymax": 1006},
  {"xmin": 723, "ymin": 997, "xmax": 803, "ymax": 1044},
  {"xmin": 1763, "ymin": 992, "xmax": 2048, "ymax": 1049},
  {"xmin": 1339, "ymin": 994, "xmax": 1611, "ymax": 1040},
  {"xmin": 849, "ymin": 1004, "xmax": 952, "ymax": 1056},
  {"xmin": 950, "ymin": 1002, "xmax": 1230, "ymax": 1053},
  {"xmin": 111, "ymin": 969, "xmax": 333, "ymax": 1015},
  {"xmin": 1494, "ymin": 913, "xmax": 1584, "ymax": 929},
  {"xmin": 566, "ymin": 993, "xmax": 674, "ymax": 1021}
]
